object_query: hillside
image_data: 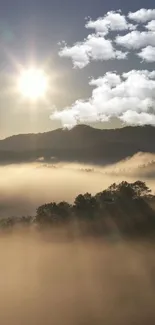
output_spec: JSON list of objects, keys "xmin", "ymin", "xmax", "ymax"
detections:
[{"xmin": 0, "ymin": 125, "xmax": 155, "ymax": 164}]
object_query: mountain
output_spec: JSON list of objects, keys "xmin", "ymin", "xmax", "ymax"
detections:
[{"xmin": 0, "ymin": 124, "xmax": 155, "ymax": 164}]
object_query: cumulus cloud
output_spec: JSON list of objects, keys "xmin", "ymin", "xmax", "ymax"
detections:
[
  {"xmin": 120, "ymin": 111, "xmax": 155, "ymax": 126},
  {"xmin": 128, "ymin": 9, "xmax": 155, "ymax": 23},
  {"xmin": 59, "ymin": 34, "xmax": 128, "ymax": 68},
  {"xmin": 146, "ymin": 20, "xmax": 155, "ymax": 31},
  {"xmin": 55, "ymin": 8, "xmax": 155, "ymax": 128},
  {"xmin": 115, "ymin": 31, "xmax": 155, "ymax": 50},
  {"xmin": 59, "ymin": 43, "xmax": 90, "ymax": 69},
  {"xmin": 50, "ymin": 70, "xmax": 155, "ymax": 127},
  {"xmin": 59, "ymin": 9, "xmax": 155, "ymax": 67},
  {"xmin": 85, "ymin": 10, "xmax": 136, "ymax": 35},
  {"xmin": 137, "ymin": 46, "xmax": 155, "ymax": 62}
]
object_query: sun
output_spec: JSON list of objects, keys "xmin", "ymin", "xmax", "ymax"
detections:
[{"xmin": 17, "ymin": 68, "xmax": 48, "ymax": 100}]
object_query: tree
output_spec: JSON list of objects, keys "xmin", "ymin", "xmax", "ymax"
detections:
[
  {"xmin": 107, "ymin": 181, "xmax": 152, "ymax": 200},
  {"xmin": 131, "ymin": 181, "xmax": 151, "ymax": 198},
  {"xmin": 36, "ymin": 202, "xmax": 58, "ymax": 223},
  {"xmin": 95, "ymin": 190, "xmax": 115, "ymax": 205},
  {"xmin": 36, "ymin": 201, "xmax": 71, "ymax": 224},
  {"xmin": 56, "ymin": 201, "xmax": 71, "ymax": 220},
  {"xmin": 74, "ymin": 193, "xmax": 97, "ymax": 219}
]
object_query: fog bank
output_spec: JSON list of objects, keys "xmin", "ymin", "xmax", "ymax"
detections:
[
  {"xmin": 0, "ymin": 230, "xmax": 155, "ymax": 325},
  {"xmin": 0, "ymin": 154, "xmax": 155, "ymax": 217}
]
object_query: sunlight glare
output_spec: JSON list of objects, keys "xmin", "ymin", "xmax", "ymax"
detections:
[{"xmin": 18, "ymin": 68, "xmax": 48, "ymax": 100}]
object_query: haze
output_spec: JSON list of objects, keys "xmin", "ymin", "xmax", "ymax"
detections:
[
  {"xmin": 0, "ymin": 153, "xmax": 155, "ymax": 217},
  {"xmin": 0, "ymin": 230, "xmax": 155, "ymax": 325}
]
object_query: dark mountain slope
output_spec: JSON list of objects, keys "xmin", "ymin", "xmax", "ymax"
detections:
[{"xmin": 0, "ymin": 125, "xmax": 154, "ymax": 164}]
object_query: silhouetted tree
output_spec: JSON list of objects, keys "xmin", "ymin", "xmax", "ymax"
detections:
[
  {"xmin": 36, "ymin": 201, "xmax": 71, "ymax": 224},
  {"xmin": 74, "ymin": 193, "xmax": 97, "ymax": 219},
  {"xmin": 107, "ymin": 180, "xmax": 152, "ymax": 200},
  {"xmin": 1, "ymin": 180, "xmax": 155, "ymax": 239},
  {"xmin": 56, "ymin": 201, "xmax": 72, "ymax": 220},
  {"xmin": 95, "ymin": 189, "xmax": 115, "ymax": 204},
  {"xmin": 131, "ymin": 181, "xmax": 152, "ymax": 198}
]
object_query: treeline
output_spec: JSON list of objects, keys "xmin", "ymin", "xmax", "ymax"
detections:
[{"xmin": 1, "ymin": 181, "xmax": 155, "ymax": 238}]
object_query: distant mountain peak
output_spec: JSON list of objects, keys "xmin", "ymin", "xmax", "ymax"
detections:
[
  {"xmin": 72, "ymin": 124, "xmax": 93, "ymax": 130},
  {"xmin": 64, "ymin": 124, "xmax": 94, "ymax": 132}
]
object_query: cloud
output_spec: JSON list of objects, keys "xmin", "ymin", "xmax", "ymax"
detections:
[
  {"xmin": 137, "ymin": 46, "xmax": 155, "ymax": 62},
  {"xmin": 115, "ymin": 31, "xmax": 155, "ymax": 49},
  {"xmin": 115, "ymin": 50, "xmax": 128, "ymax": 59},
  {"xmin": 59, "ymin": 34, "xmax": 128, "ymax": 68},
  {"xmin": 55, "ymin": 9, "xmax": 155, "ymax": 128},
  {"xmin": 128, "ymin": 9, "xmax": 155, "ymax": 23},
  {"xmin": 59, "ymin": 43, "xmax": 90, "ymax": 69},
  {"xmin": 146, "ymin": 20, "xmax": 155, "ymax": 31},
  {"xmin": 50, "ymin": 70, "xmax": 155, "ymax": 127},
  {"xmin": 59, "ymin": 9, "xmax": 155, "ymax": 67},
  {"xmin": 85, "ymin": 10, "xmax": 136, "ymax": 35},
  {"xmin": 120, "ymin": 111, "xmax": 155, "ymax": 126}
]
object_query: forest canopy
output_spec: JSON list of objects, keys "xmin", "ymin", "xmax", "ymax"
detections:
[{"xmin": 0, "ymin": 180, "xmax": 155, "ymax": 238}]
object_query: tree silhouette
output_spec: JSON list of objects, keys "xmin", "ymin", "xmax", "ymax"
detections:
[
  {"xmin": 36, "ymin": 201, "xmax": 71, "ymax": 224},
  {"xmin": 107, "ymin": 181, "xmax": 152, "ymax": 199},
  {"xmin": 131, "ymin": 181, "xmax": 151, "ymax": 198},
  {"xmin": 1, "ymin": 180, "xmax": 154, "ymax": 238},
  {"xmin": 74, "ymin": 193, "xmax": 98, "ymax": 219}
]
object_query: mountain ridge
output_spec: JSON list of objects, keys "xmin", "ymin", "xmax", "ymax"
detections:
[{"xmin": 0, "ymin": 124, "xmax": 155, "ymax": 164}]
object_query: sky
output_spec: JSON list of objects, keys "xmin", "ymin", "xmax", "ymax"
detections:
[{"xmin": 0, "ymin": 0, "xmax": 155, "ymax": 137}]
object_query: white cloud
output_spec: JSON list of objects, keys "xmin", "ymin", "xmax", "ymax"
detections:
[
  {"xmin": 90, "ymin": 72, "xmax": 121, "ymax": 87},
  {"xmin": 59, "ymin": 9, "xmax": 155, "ymax": 67},
  {"xmin": 51, "ymin": 100, "xmax": 110, "ymax": 128},
  {"xmin": 120, "ymin": 111, "xmax": 155, "ymax": 126},
  {"xmin": 115, "ymin": 31, "xmax": 155, "ymax": 49},
  {"xmin": 59, "ymin": 34, "xmax": 128, "ymax": 68},
  {"xmin": 86, "ymin": 34, "xmax": 115, "ymax": 61},
  {"xmin": 128, "ymin": 9, "xmax": 155, "ymax": 23},
  {"xmin": 59, "ymin": 43, "xmax": 90, "ymax": 69},
  {"xmin": 86, "ymin": 34, "xmax": 128, "ymax": 61},
  {"xmin": 55, "ymin": 9, "xmax": 155, "ymax": 128},
  {"xmin": 137, "ymin": 46, "xmax": 155, "ymax": 62},
  {"xmin": 146, "ymin": 20, "xmax": 155, "ymax": 31},
  {"xmin": 86, "ymin": 10, "xmax": 136, "ymax": 35},
  {"xmin": 115, "ymin": 50, "xmax": 128, "ymax": 59},
  {"xmin": 50, "ymin": 70, "xmax": 155, "ymax": 127},
  {"xmin": 122, "ymin": 70, "xmax": 155, "ymax": 79}
]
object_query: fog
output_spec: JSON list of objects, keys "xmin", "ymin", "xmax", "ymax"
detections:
[
  {"xmin": 1, "ymin": 154, "xmax": 155, "ymax": 324},
  {"xmin": 1, "ymin": 153, "xmax": 155, "ymax": 217},
  {"xmin": 0, "ymin": 229, "xmax": 155, "ymax": 325}
]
